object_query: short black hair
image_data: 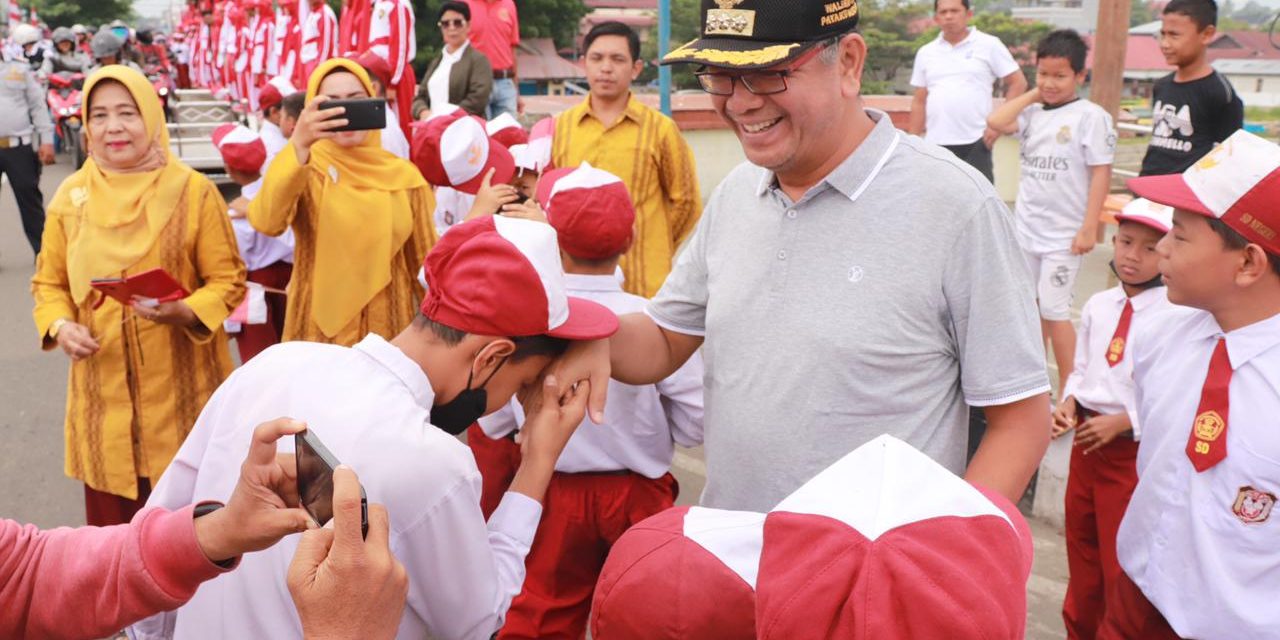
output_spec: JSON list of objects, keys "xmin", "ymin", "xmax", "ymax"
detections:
[
  {"xmin": 1206, "ymin": 217, "xmax": 1280, "ymax": 278},
  {"xmin": 1036, "ymin": 29, "xmax": 1088, "ymax": 73},
  {"xmin": 413, "ymin": 314, "xmax": 572, "ymax": 362},
  {"xmin": 934, "ymin": 0, "xmax": 970, "ymax": 11},
  {"xmin": 1163, "ymin": 0, "xmax": 1218, "ymax": 30},
  {"xmin": 438, "ymin": 1, "xmax": 470, "ymax": 22},
  {"xmin": 583, "ymin": 21, "xmax": 640, "ymax": 62},
  {"xmin": 282, "ymin": 92, "xmax": 306, "ymax": 120}
]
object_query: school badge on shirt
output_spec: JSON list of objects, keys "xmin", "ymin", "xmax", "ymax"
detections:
[
  {"xmin": 1193, "ymin": 410, "xmax": 1225, "ymax": 453},
  {"xmin": 1233, "ymin": 486, "xmax": 1276, "ymax": 524},
  {"xmin": 1056, "ymin": 126, "xmax": 1072, "ymax": 144}
]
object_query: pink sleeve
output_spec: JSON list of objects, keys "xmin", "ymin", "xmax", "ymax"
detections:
[
  {"xmin": 0, "ymin": 505, "xmax": 233, "ymax": 640},
  {"xmin": 508, "ymin": 0, "xmax": 520, "ymax": 46}
]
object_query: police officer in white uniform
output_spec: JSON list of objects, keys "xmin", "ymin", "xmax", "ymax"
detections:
[{"xmin": 1, "ymin": 24, "xmax": 55, "ymax": 259}]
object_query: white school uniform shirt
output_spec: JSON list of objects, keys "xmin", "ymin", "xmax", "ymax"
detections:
[
  {"xmin": 382, "ymin": 106, "xmax": 410, "ymax": 159},
  {"xmin": 479, "ymin": 273, "xmax": 705, "ymax": 478},
  {"xmin": 909, "ymin": 27, "xmax": 1020, "ymax": 146},
  {"xmin": 433, "ymin": 185, "xmax": 475, "ymax": 236},
  {"xmin": 233, "ymin": 121, "xmax": 295, "ymax": 270},
  {"xmin": 1061, "ymin": 285, "xmax": 1172, "ymax": 439},
  {"xmin": 128, "ymin": 335, "xmax": 541, "ymax": 640},
  {"xmin": 1013, "ymin": 99, "xmax": 1116, "ymax": 254},
  {"xmin": 1116, "ymin": 307, "xmax": 1280, "ymax": 639}
]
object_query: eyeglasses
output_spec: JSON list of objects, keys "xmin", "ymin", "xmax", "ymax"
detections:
[
  {"xmin": 695, "ymin": 44, "xmax": 825, "ymax": 96},
  {"xmin": 438, "ymin": 18, "xmax": 466, "ymax": 29}
]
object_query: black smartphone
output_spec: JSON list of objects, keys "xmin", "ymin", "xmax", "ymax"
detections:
[
  {"xmin": 318, "ymin": 97, "xmax": 386, "ymax": 132},
  {"xmin": 295, "ymin": 429, "xmax": 368, "ymax": 539}
]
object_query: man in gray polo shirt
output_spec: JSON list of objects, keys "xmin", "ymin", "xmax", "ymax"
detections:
[{"xmin": 557, "ymin": 0, "xmax": 1050, "ymax": 511}]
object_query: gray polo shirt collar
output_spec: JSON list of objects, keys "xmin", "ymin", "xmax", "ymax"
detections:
[{"xmin": 755, "ymin": 109, "xmax": 902, "ymax": 208}]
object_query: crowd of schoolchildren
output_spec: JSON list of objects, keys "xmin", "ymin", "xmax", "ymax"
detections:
[{"xmin": 3, "ymin": 0, "xmax": 1278, "ymax": 637}]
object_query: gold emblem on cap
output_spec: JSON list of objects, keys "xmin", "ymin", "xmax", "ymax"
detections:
[
  {"xmin": 1194, "ymin": 410, "xmax": 1225, "ymax": 442},
  {"xmin": 705, "ymin": 0, "xmax": 755, "ymax": 37}
]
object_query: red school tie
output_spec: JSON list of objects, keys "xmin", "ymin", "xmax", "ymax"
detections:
[
  {"xmin": 1186, "ymin": 338, "xmax": 1232, "ymax": 472},
  {"xmin": 1106, "ymin": 300, "xmax": 1134, "ymax": 367}
]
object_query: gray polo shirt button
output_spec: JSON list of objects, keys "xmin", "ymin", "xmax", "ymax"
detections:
[
  {"xmin": 777, "ymin": 249, "xmax": 787, "ymax": 260},
  {"xmin": 785, "ymin": 209, "xmax": 797, "ymax": 219}
]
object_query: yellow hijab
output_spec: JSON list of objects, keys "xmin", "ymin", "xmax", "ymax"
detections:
[
  {"xmin": 63, "ymin": 65, "xmax": 193, "ymax": 304},
  {"xmin": 303, "ymin": 58, "xmax": 427, "ymax": 337}
]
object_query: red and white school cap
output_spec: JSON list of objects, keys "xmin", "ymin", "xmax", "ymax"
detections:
[
  {"xmin": 411, "ymin": 110, "xmax": 514, "ymax": 195},
  {"xmin": 420, "ymin": 215, "xmax": 618, "ymax": 339},
  {"xmin": 257, "ymin": 75, "xmax": 297, "ymax": 111},
  {"xmin": 1128, "ymin": 129, "xmax": 1280, "ymax": 255},
  {"xmin": 538, "ymin": 162, "xmax": 636, "ymax": 260},
  {"xmin": 486, "ymin": 112, "xmax": 528, "ymax": 149},
  {"xmin": 755, "ymin": 434, "xmax": 1034, "ymax": 640},
  {"xmin": 211, "ymin": 123, "xmax": 267, "ymax": 175},
  {"xmin": 591, "ymin": 505, "xmax": 761, "ymax": 640},
  {"xmin": 1116, "ymin": 197, "xmax": 1175, "ymax": 234}
]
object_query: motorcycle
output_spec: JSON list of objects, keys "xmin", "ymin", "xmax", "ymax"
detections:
[
  {"xmin": 47, "ymin": 72, "xmax": 85, "ymax": 170},
  {"xmin": 145, "ymin": 63, "xmax": 176, "ymax": 120}
]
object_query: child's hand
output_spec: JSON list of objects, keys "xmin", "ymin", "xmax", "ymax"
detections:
[
  {"xmin": 1074, "ymin": 413, "xmax": 1131, "ymax": 454},
  {"xmin": 1051, "ymin": 395, "xmax": 1077, "ymax": 438},
  {"xmin": 1071, "ymin": 225, "xmax": 1098, "ymax": 255},
  {"xmin": 518, "ymin": 375, "xmax": 590, "ymax": 467},
  {"xmin": 501, "ymin": 198, "xmax": 548, "ymax": 224},
  {"xmin": 228, "ymin": 196, "xmax": 250, "ymax": 219},
  {"xmin": 466, "ymin": 168, "xmax": 522, "ymax": 221}
]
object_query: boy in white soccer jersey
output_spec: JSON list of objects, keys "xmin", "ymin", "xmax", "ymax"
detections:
[
  {"xmin": 988, "ymin": 29, "xmax": 1116, "ymax": 391},
  {"xmin": 1051, "ymin": 199, "xmax": 1175, "ymax": 639},
  {"xmin": 1101, "ymin": 130, "xmax": 1280, "ymax": 639}
]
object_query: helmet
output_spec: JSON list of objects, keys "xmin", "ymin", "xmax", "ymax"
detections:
[
  {"xmin": 11, "ymin": 23, "xmax": 40, "ymax": 47},
  {"xmin": 71, "ymin": 24, "xmax": 87, "ymax": 35},
  {"xmin": 137, "ymin": 29, "xmax": 153, "ymax": 45},
  {"xmin": 51, "ymin": 27, "xmax": 75, "ymax": 45},
  {"xmin": 90, "ymin": 30, "xmax": 124, "ymax": 59}
]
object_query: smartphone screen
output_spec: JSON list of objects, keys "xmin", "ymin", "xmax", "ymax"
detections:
[{"xmin": 295, "ymin": 429, "xmax": 368, "ymax": 538}]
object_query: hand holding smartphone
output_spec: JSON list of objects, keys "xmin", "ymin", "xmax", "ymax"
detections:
[{"xmin": 296, "ymin": 429, "xmax": 368, "ymax": 539}]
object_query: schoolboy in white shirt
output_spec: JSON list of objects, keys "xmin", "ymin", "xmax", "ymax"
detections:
[
  {"xmin": 1100, "ymin": 130, "xmax": 1280, "ymax": 639},
  {"xmin": 988, "ymin": 29, "xmax": 1116, "ymax": 391},
  {"xmin": 1051, "ymin": 198, "xmax": 1175, "ymax": 639},
  {"xmin": 475, "ymin": 164, "xmax": 705, "ymax": 640}
]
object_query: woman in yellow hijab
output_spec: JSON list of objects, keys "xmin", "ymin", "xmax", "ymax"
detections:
[
  {"xmin": 30, "ymin": 66, "xmax": 246, "ymax": 526},
  {"xmin": 249, "ymin": 58, "xmax": 436, "ymax": 345}
]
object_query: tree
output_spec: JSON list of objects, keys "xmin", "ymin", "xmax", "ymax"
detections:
[
  {"xmin": 33, "ymin": 0, "xmax": 134, "ymax": 27},
  {"xmin": 638, "ymin": 0, "xmax": 700, "ymax": 88},
  {"xmin": 859, "ymin": 2, "xmax": 931, "ymax": 94},
  {"xmin": 1131, "ymin": 0, "xmax": 1157, "ymax": 26}
]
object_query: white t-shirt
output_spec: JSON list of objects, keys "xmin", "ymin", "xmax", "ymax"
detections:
[
  {"xmin": 427, "ymin": 40, "xmax": 467, "ymax": 113},
  {"xmin": 910, "ymin": 28, "xmax": 1021, "ymax": 145},
  {"xmin": 1012, "ymin": 99, "xmax": 1116, "ymax": 254}
]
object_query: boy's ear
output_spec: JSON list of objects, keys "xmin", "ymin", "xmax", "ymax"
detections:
[
  {"xmin": 1237, "ymin": 244, "xmax": 1278, "ymax": 287},
  {"xmin": 1199, "ymin": 23, "xmax": 1217, "ymax": 42}
]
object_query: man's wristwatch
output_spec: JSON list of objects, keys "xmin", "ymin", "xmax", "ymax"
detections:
[{"xmin": 193, "ymin": 502, "xmax": 237, "ymax": 568}]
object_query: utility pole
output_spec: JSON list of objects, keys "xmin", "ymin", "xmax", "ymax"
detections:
[
  {"xmin": 1091, "ymin": 0, "xmax": 1133, "ymax": 120},
  {"xmin": 659, "ymin": 0, "xmax": 671, "ymax": 116}
]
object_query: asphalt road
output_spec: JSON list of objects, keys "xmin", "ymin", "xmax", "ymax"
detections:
[{"xmin": 0, "ymin": 156, "xmax": 1072, "ymax": 638}]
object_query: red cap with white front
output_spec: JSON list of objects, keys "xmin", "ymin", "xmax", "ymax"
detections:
[
  {"xmin": 258, "ymin": 75, "xmax": 297, "ymax": 112},
  {"xmin": 540, "ymin": 163, "xmax": 636, "ymax": 260},
  {"xmin": 212, "ymin": 123, "xmax": 267, "ymax": 175},
  {"xmin": 1116, "ymin": 197, "xmax": 1174, "ymax": 234},
  {"xmin": 590, "ymin": 505, "xmax": 761, "ymax": 640},
  {"xmin": 1128, "ymin": 130, "xmax": 1280, "ymax": 256},
  {"xmin": 755, "ymin": 434, "xmax": 1034, "ymax": 640},
  {"xmin": 486, "ymin": 112, "xmax": 528, "ymax": 149},
  {"xmin": 411, "ymin": 110, "xmax": 515, "ymax": 194},
  {"xmin": 420, "ymin": 215, "xmax": 618, "ymax": 339}
]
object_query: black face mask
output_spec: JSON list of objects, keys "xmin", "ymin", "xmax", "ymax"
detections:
[
  {"xmin": 1109, "ymin": 259, "xmax": 1165, "ymax": 291},
  {"xmin": 430, "ymin": 357, "xmax": 507, "ymax": 435}
]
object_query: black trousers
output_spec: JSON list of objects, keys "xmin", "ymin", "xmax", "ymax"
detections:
[
  {"xmin": 942, "ymin": 138, "xmax": 995, "ymax": 183},
  {"xmin": 0, "ymin": 144, "xmax": 45, "ymax": 256}
]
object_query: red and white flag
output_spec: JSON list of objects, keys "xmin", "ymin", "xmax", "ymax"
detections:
[{"xmin": 8, "ymin": 1, "xmax": 22, "ymax": 26}]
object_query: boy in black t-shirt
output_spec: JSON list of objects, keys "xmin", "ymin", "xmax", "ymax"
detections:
[{"xmin": 1139, "ymin": 0, "xmax": 1244, "ymax": 176}]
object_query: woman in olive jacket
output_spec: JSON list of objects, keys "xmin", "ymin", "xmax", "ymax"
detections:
[{"xmin": 412, "ymin": 1, "xmax": 493, "ymax": 119}]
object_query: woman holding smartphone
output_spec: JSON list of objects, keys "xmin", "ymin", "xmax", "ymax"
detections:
[
  {"xmin": 30, "ymin": 65, "xmax": 246, "ymax": 526},
  {"xmin": 249, "ymin": 58, "xmax": 436, "ymax": 346}
]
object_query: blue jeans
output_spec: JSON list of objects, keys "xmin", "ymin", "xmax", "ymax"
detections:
[{"xmin": 487, "ymin": 77, "xmax": 517, "ymax": 120}]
